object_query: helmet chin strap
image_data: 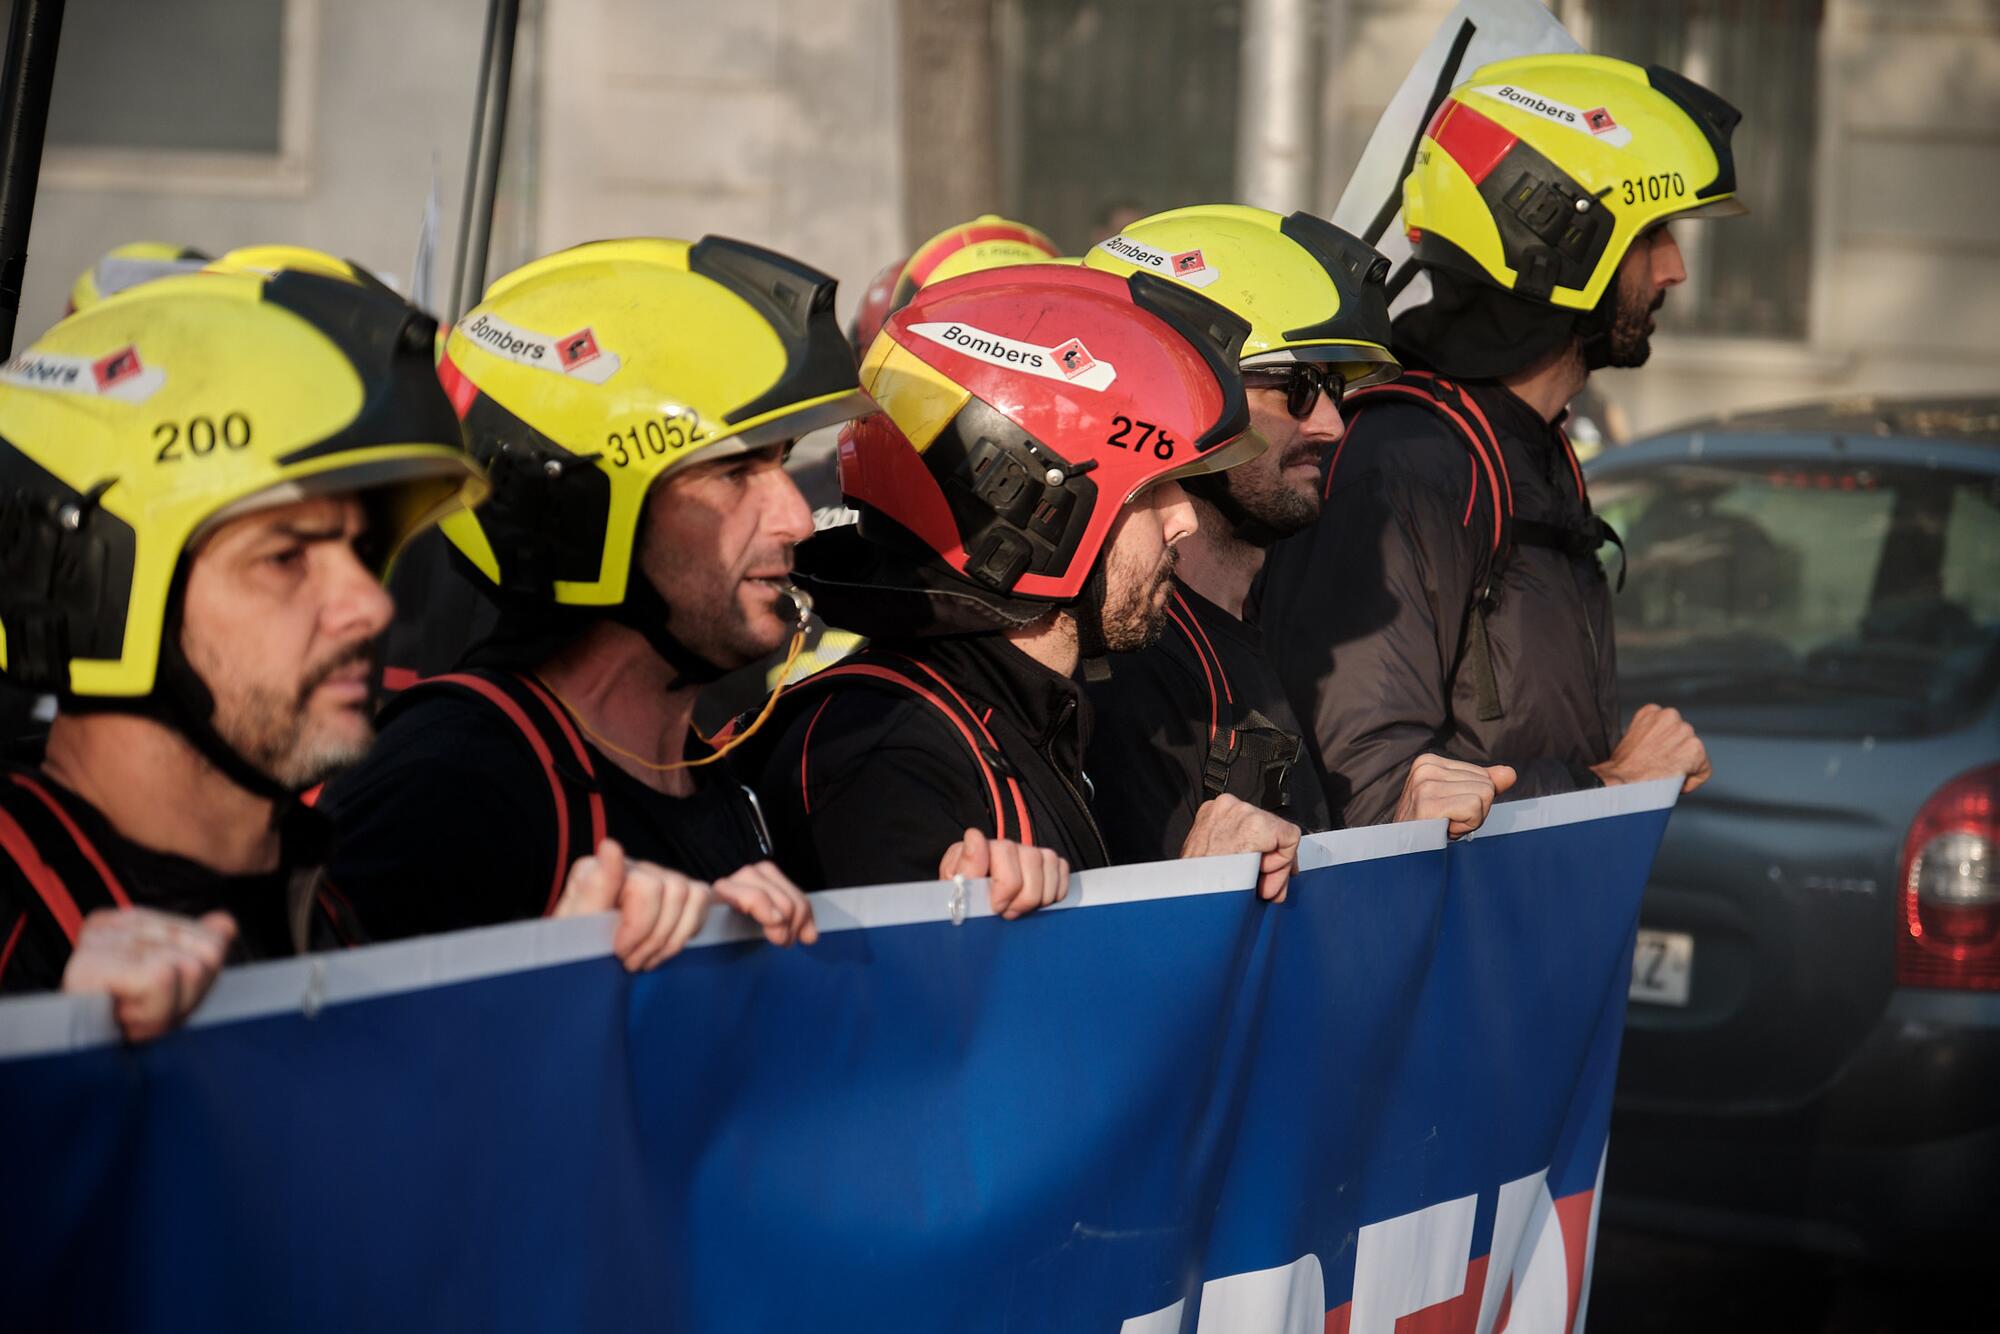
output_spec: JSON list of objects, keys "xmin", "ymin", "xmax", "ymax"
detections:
[
  {"xmin": 1070, "ymin": 556, "xmax": 1115, "ymax": 683},
  {"xmin": 1575, "ymin": 279, "xmax": 1620, "ymax": 373}
]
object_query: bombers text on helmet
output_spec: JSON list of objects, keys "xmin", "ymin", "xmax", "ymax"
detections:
[
  {"xmin": 841, "ymin": 262, "xmax": 1260, "ymax": 602},
  {"xmin": 435, "ymin": 236, "xmax": 871, "ymax": 673},
  {"xmin": 888, "ymin": 215, "xmax": 1062, "ymax": 316},
  {"xmin": 1403, "ymin": 53, "xmax": 1745, "ymax": 310},
  {"xmin": 1084, "ymin": 204, "xmax": 1399, "ymax": 387},
  {"xmin": 0, "ymin": 267, "xmax": 485, "ymax": 792}
]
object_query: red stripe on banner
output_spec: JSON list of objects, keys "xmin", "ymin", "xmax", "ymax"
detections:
[
  {"xmin": 1431, "ymin": 100, "xmax": 1518, "ymax": 186},
  {"xmin": 1318, "ymin": 1185, "xmax": 1597, "ymax": 1334},
  {"xmin": 1554, "ymin": 1187, "xmax": 1595, "ymax": 1329}
]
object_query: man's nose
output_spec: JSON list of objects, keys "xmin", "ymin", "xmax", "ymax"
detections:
[
  {"xmin": 1155, "ymin": 480, "xmax": 1197, "ymax": 545},
  {"xmin": 1653, "ymin": 228, "xmax": 1687, "ymax": 289},
  {"xmin": 762, "ymin": 465, "xmax": 815, "ymax": 546}
]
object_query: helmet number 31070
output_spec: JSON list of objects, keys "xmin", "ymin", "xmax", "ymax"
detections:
[
  {"xmin": 1620, "ymin": 172, "xmax": 1686, "ymax": 206},
  {"xmin": 1106, "ymin": 415, "xmax": 1176, "ymax": 460},
  {"xmin": 153, "ymin": 412, "xmax": 252, "ymax": 462}
]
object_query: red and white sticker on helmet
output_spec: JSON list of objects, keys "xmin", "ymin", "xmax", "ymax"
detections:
[
  {"xmin": 1092, "ymin": 234, "xmax": 1222, "ymax": 288},
  {"xmin": 909, "ymin": 321, "xmax": 1118, "ymax": 392},
  {"xmin": 0, "ymin": 345, "xmax": 166, "ymax": 403},
  {"xmin": 1475, "ymin": 83, "xmax": 1634, "ymax": 148},
  {"xmin": 458, "ymin": 312, "xmax": 622, "ymax": 384}
]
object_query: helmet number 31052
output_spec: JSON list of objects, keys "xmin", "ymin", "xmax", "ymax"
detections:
[
  {"xmin": 606, "ymin": 410, "xmax": 706, "ymax": 468},
  {"xmin": 153, "ymin": 412, "xmax": 252, "ymax": 462},
  {"xmin": 1106, "ymin": 415, "xmax": 1176, "ymax": 460}
]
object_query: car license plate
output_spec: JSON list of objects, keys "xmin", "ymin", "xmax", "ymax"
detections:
[{"xmin": 1630, "ymin": 929, "xmax": 1693, "ymax": 1007}]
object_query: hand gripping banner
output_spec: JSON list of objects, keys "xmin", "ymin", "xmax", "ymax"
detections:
[{"xmin": 0, "ymin": 781, "xmax": 1677, "ymax": 1332}]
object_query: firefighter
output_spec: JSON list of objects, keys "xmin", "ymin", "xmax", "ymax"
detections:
[
  {"xmin": 748, "ymin": 262, "xmax": 1304, "ymax": 905},
  {"xmin": 1261, "ymin": 55, "xmax": 1733, "ymax": 826}
]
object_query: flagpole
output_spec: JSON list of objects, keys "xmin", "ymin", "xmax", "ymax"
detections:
[
  {"xmin": 0, "ymin": 0, "xmax": 65, "ymax": 355},
  {"xmin": 449, "ymin": 0, "xmax": 521, "ymax": 323}
]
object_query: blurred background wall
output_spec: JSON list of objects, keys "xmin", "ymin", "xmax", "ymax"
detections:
[{"xmin": 6, "ymin": 0, "xmax": 1995, "ymax": 439}]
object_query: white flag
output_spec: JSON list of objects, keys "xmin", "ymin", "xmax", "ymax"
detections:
[
  {"xmin": 409, "ymin": 152, "xmax": 443, "ymax": 316},
  {"xmin": 1331, "ymin": 0, "xmax": 1582, "ymax": 315}
]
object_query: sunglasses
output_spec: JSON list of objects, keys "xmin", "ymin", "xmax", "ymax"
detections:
[{"xmin": 1242, "ymin": 363, "xmax": 1344, "ymax": 421}]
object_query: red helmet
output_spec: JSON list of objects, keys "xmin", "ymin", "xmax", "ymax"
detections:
[
  {"xmin": 840, "ymin": 262, "xmax": 1260, "ymax": 602},
  {"xmin": 847, "ymin": 256, "xmax": 907, "ymax": 362},
  {"xmin": 889, "ymin": 215, "xmax": 1062, "ymax": 314}
]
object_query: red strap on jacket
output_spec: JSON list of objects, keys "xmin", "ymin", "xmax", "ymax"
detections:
[
  {"xmin": 8, "ymin": 773, "xmax": 132, "ymax": 909},
  {"xmin": 0, "ymin": 806, "xmax": 86, "ymax": 945},
  {"xmin": 794, "ymin": 660, "xmax": 1034, "ymax": 844},
  {"xmin": 419, "ymin": 672, "xmax": 608, "ymax": 915},
  {"xmin": 1340, "ymin": 376, "xmax": 1510, "ymax": 556}
]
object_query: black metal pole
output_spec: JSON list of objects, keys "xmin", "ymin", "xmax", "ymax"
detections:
[
  {"xmin": 450, "ymin": 0, "xmax": 520, "ymax": 322},
  {"xmin": 0, "ymin": 0, "xmax": 65, "ymax": 356}
]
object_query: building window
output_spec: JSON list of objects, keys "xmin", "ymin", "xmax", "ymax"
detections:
[
  {"xmin": 995, "ymin": 0, "xmax": 1245, "ymax": 252},
  {"xmin": 1, "ymin": 0, "xmax": 314, "ymax": 196},
  {"xmin": 1572, "ymin": 0, "xmax": 1823, "ymax": 341}
]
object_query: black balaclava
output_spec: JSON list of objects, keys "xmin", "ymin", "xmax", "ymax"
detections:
[{"xmin": 1391, "ymin": 267, "xmax": 1581, "ymax": 382}]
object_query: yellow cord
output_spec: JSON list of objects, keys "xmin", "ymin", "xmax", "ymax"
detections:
[{"xmin": 535, "ymin": 624, "xmax": 809, "ymax": 773}]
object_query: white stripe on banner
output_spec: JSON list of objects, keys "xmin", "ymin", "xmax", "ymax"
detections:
[{"xmin": 0, "ymin": 783, "xmax": 1676, "ymax": 1063}]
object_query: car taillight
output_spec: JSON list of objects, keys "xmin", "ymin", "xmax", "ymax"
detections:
[{"xmin": 1898, "ymin": 764, "xmax": 2000, "ymax": 990}]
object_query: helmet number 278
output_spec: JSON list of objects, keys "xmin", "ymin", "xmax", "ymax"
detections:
[{"xmin": 1106, "ymin": 415, "xmax": 1176, "ymax": 460}]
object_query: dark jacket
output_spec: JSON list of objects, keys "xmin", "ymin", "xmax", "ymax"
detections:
[
  {"xmin": 0, "ymin": 760, "xmax": 321, "ymax": 991},
  {"xmin": 1256, "ymin": 377, "xmax": 1617, "ymax": 827},
  {"xmin": 752, "ymin": 633, "xmax": 1107, "ymax": 889},
  {"xmin": 1085, "ymin": 577, "xmax": 1331, "ymax": 864},
  {"xmin": 319, "ymin": 674, "xmax": 769, "ymax": 942}
]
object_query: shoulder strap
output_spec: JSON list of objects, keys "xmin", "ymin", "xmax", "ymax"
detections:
[
  {"xmin": 1163, "ymin": 588, "xmax": 1239, "ymax": 801},
  {"xmin": 389, "ymin": 670, "xmax": 608, "ymax": 915},
  {"xmin": 1343, "ymin": 371, "xmax": 1515, "ymax": 722},
  {"xmin": 0, "ymin": 771, "xmax": 132, "ymax": 948},
  {"xmin": 783, "ymin": 650, "xmax": 1034, "ymax": 843},
  {"xmin": 1341, "ymin": 369, "xmax": 1514, "ymax": 558}
]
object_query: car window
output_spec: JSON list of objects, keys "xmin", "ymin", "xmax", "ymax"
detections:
[{"xmin": 1594, "ymin": 459, "xmax": 2000, "ymax": 736}]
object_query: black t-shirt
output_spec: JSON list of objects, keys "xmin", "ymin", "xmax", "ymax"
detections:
[
  {"xmin": 1085, "ymin": 578, "xmax": 1333, "ymax": 865},
  {"xmin": 319, "ymin": 689, "xmax": 769, "ymax": 942},
  {"xmin": 0, "ymin": 764, "xmax": 315, "ymax": 993}
]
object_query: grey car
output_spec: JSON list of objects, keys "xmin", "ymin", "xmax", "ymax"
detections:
[{"xmin": 1583, "ymin": 397, "xmax": 2000, "ymax": 1263}]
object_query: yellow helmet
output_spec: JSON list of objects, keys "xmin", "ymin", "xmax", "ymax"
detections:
[
  {"xmin": 1083, "ymin": 204, "xmax": 1399, "ymax": 386},
  {"xmin": 1405, "ymin": 54, "xmax": 1746, "ymax": 310},
  {"xmin": 66, "ymin": 242, "xmax": 212, "ymax": 316},
  {"xmin": 203, "ymin": 244, "xmax": 377, "ymax": 284},
  {"xmin": 889, "ymin": 215, "xmax": 1061, "ymax": 312},
  {"xmin": 437, "ymin": 237, "xmax": 871, "ymax": 614},
  {"xmin": 0, "ymin": 268, "xmax": 486, "ymax": 700}
]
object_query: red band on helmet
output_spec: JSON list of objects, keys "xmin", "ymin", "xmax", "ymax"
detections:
[
  {"xmin": 1431, "ymin": 100, "xmax": 1519, "ymax": 187},
  {"xmin": 435, "ymin": 349, "xmax": 478, "ymax": 420},
  {"xmin": 905, "ymin": 223, "xmax": 1053, "ymax": 290}
]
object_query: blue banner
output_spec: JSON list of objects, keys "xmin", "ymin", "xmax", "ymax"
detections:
[{"xmin": 0, "ymin": 781, "xmax": 1676, "ymax": 1333}]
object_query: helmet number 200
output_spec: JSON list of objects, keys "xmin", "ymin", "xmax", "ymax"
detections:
[
  {"xmin": 154, "ymin": 413, "xmax": 252, "ymax": 462},
  {"xmin": 1106, "ymin": 416, "xmax": 1176, "ymax": 460}
]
